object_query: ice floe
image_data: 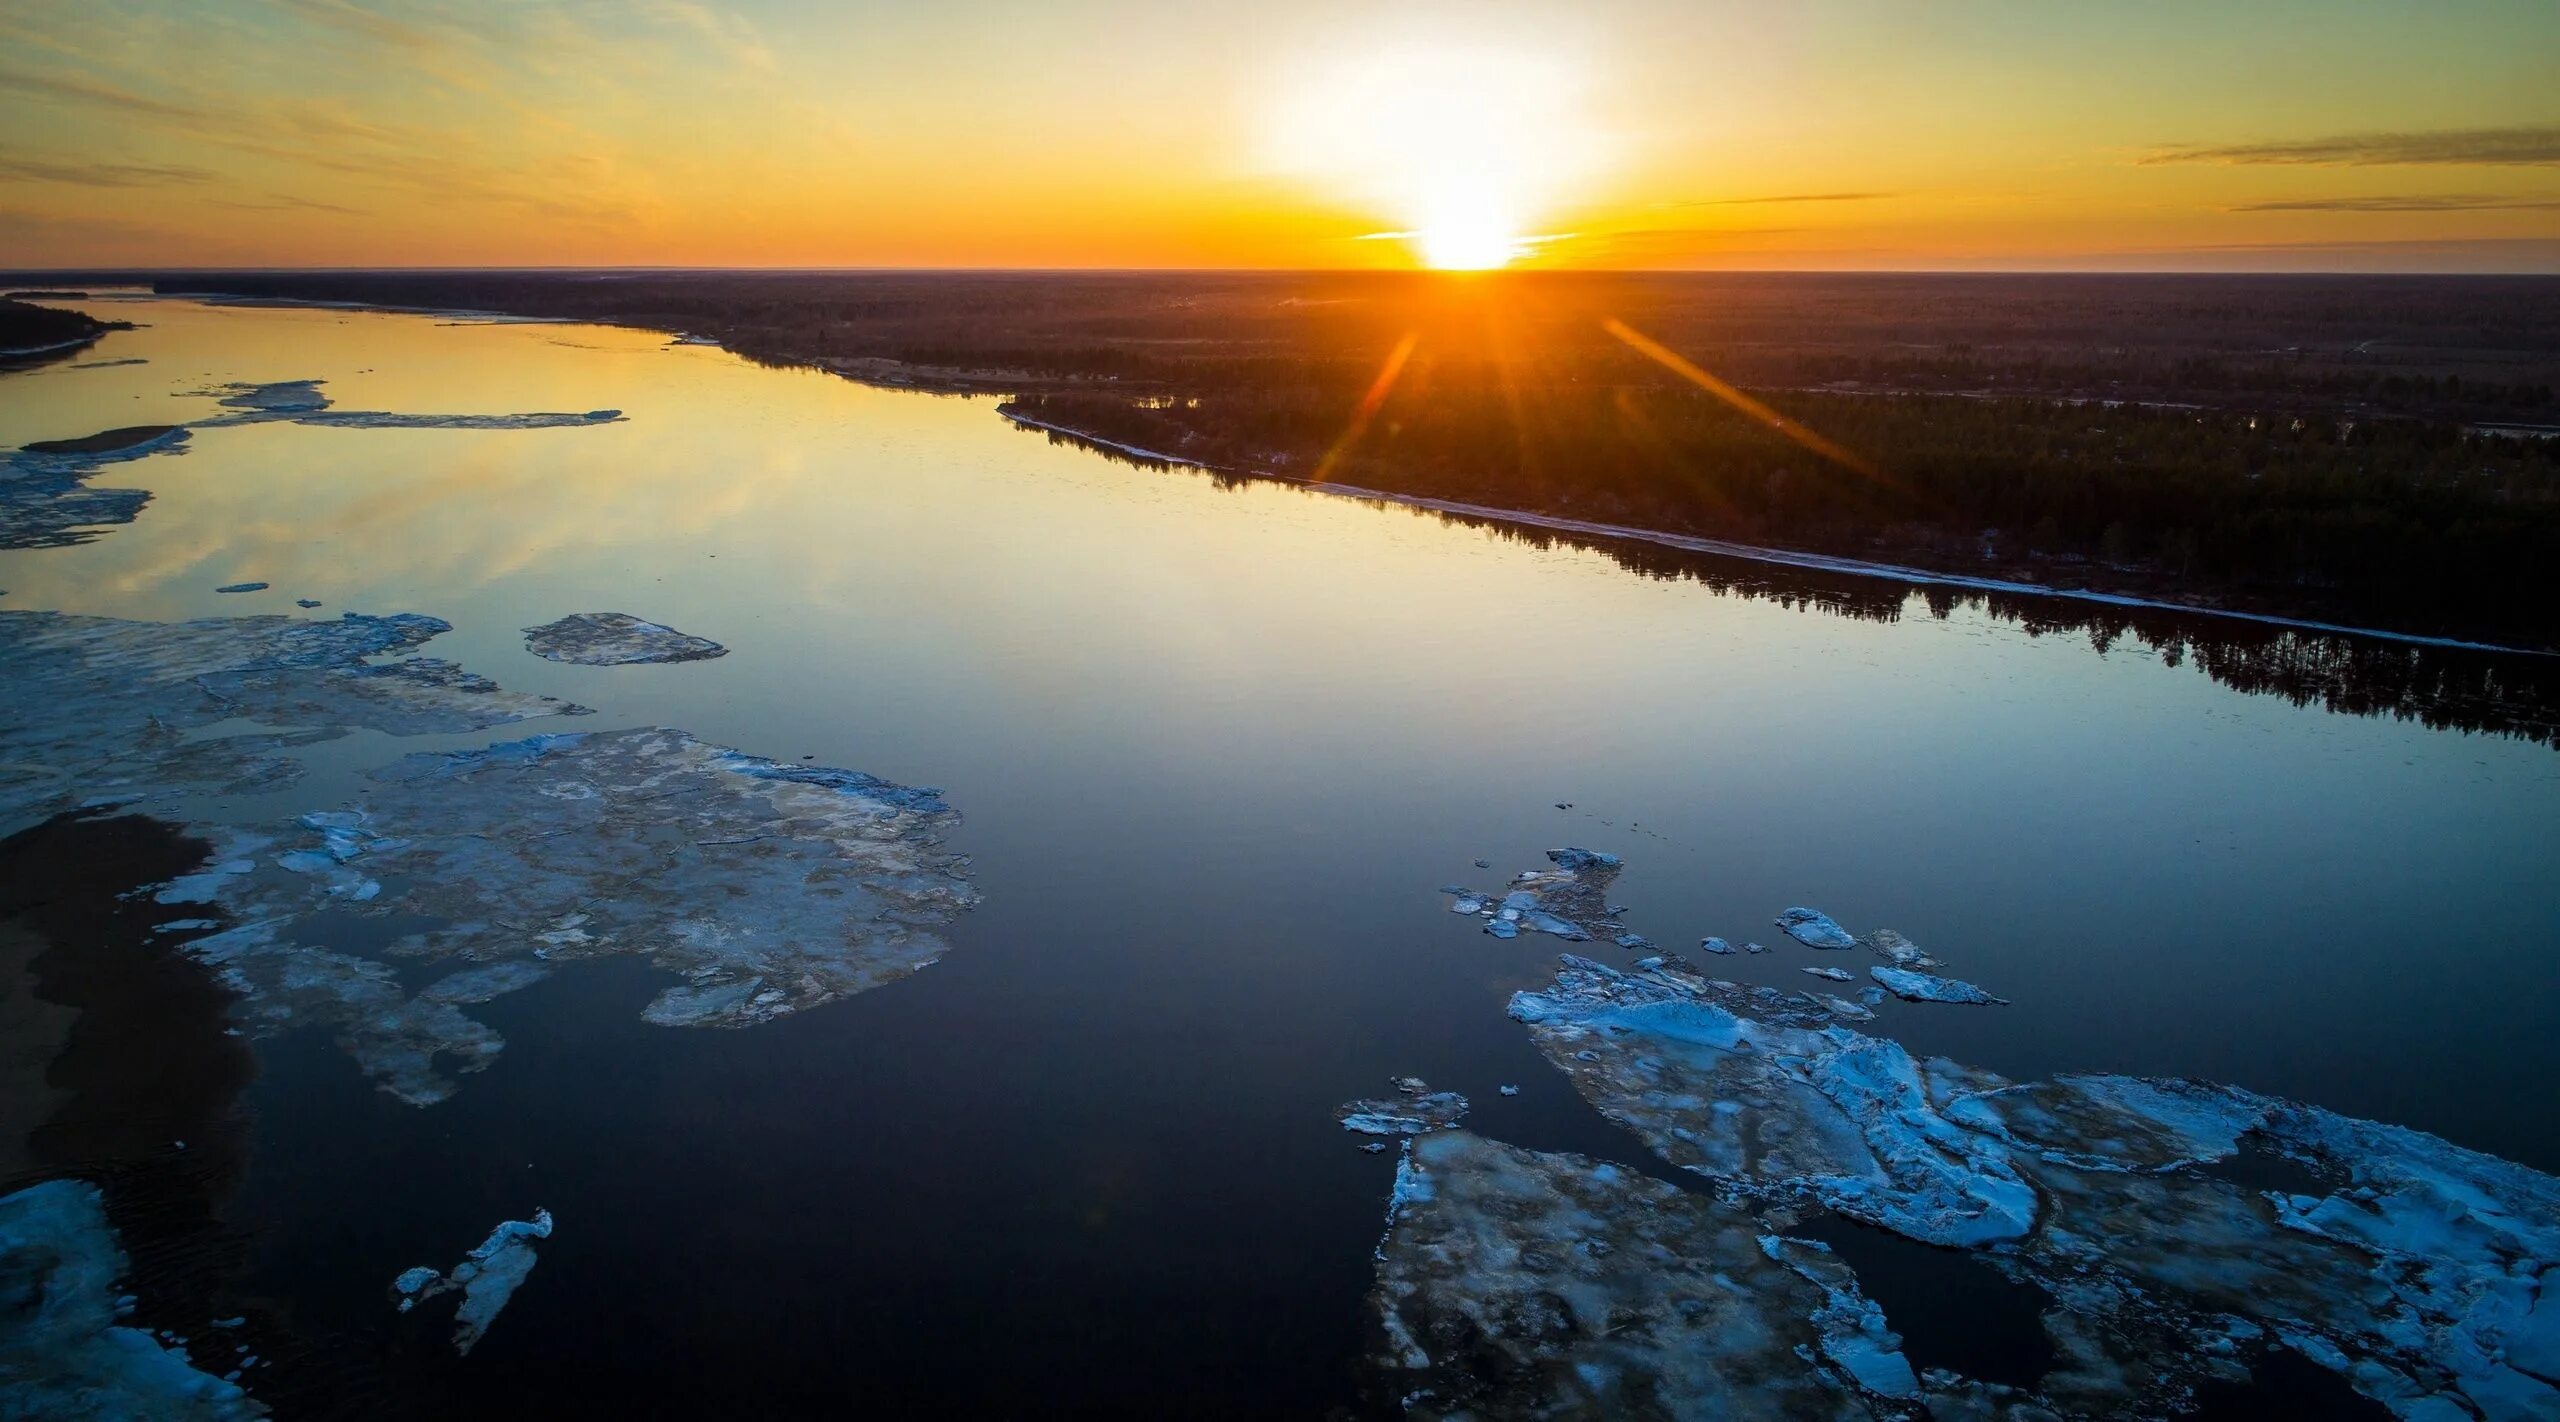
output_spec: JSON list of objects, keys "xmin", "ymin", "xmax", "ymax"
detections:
[
  {"xmin": 179, "ymin": 726, "xmax": 977, "ymax": 1101},
  {"xmin": 1777, "ymin": 907, "xmax": 1858, "ymax": 949},
  {"xmin": 192, "ymin": 379, "xmax": 621, "ymax": 431},
  {"xmin": 1803, "ymin": 965, "xmax": 1855, "ymax": 982},
  {"xmin": 1871, "ymin": 965, "xmax": 2008, "ymax": 1006},
  {"xmin": 521, "ymin": 612, "xmax": 728, "ymax": 666},
  {"xmin": 0, "ymin": 1179, "xmax": 266, "ymax": 1418},
  {"xmin": 389, "ymin": 1208, "xmax": 553, "ymax": 1355}
]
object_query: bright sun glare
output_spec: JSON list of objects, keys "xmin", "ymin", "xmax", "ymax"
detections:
[{"xmin": 1261, "ymin": 35, "xmax": 1607, "ymax": 271}]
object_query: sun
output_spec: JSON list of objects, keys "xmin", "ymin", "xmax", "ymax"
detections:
[
  {"xmin": 1258, "ymin": 31, "xmax": 1609, "ymax": 273},
  {"xmin": 1417, "ymin": 194, "xmax": 1523, "ymax": 271},
  {"xmin": 1417, "ymin": 218, "xmax": 1519, "ymax": 271}
]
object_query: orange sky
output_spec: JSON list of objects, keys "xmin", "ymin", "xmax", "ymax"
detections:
[{"xmin": 3, "ymin": 0, "xmax": 2556, "ymax": 271}]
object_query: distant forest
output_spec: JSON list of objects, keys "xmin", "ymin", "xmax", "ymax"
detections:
[{"xmin": 52, "ymin": 269, "xmax": 2560, "ymax": 646}]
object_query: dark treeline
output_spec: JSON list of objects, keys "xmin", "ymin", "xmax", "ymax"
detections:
[{"xmin": 46, "ymin": 268, "xmax": 2560, "ymax": 644}]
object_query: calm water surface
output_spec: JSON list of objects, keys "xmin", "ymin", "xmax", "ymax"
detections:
[{"xmin": 5, "ymin": 297, "xmax": 2556, "ymax": 1415}]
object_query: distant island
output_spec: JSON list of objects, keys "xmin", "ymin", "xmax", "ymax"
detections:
[
  {"xmin": 24, "ymin": 270, "xmax": 2557, "ymax": 647},
  {"xmin": 0, "ymin": 297, "xmax": 126, "ymax": 365}
]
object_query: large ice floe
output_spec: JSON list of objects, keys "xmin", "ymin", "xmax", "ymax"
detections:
[
  {"xmin": 0, "ymin": 606, "xmax": 977, "ymax": 1106},
  {"xmin": 0, "ymin": 1179, "xmax": 266, "ymax": 1419},
  {"xmin": 191, "ymin": 378, "xmax": 621, "ymax": 430},
  {"xmin": 390, "ymin": 1209, "xmax": 554, "ymax": 1355},
  {"xmin": 180, "ymin": 726, "xmax": 978, "ymax": 1103},
  {"xmin": 1473, "ymin": 946, "xmax": 2560, "ymax": 1418},
  {"xmin": 521, "ymin": 611, "xmax": 728, "ymax": 665}
]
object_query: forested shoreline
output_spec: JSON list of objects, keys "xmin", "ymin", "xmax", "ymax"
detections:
[{"xmin": 15, "ymin": 269, "xmax": 2554, "ymax": 644}]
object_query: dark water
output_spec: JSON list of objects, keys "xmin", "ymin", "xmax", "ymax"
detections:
[{"xmin": 4, "ymin": 297, "xmax": 2556, "ymax": 1415}]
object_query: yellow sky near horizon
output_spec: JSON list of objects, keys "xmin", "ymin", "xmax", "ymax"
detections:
[{"xmin": 2, "ymin": 0, "xmax": 2556, "ymax": 272}]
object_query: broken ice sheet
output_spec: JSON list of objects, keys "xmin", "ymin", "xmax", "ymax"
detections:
[
  {"xmin": 0, "ymin": 425, "xmax": 185, "ymax": 549},
  {"xmin": 389, "ymin": 1209, "xmax": 553, "ymax": 1355},
  {"xmin": 1505, "ymin": 946, "xmax": 2560, "ymax": 1418},
  {"xmin": 521, "ymin": 612, "xmax": 727, "ymax": 666},
  {"xmin": 0, "ymin": 1179, "xmax": 266, "ymax": 1419},
  {"xmin": 1363, "ymin": 1130, "xmax": 1914, "ymax": 1419},
  {"xmin": 183, "ymin": 726, "xmax": 978, "ymax": 1103}
]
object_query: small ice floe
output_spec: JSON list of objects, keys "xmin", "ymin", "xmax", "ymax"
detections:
[
  {"xmin": 1742, "ymin": 941, "xmax": 1767, "ymax": 954},
  {"xmin": 1336, "ymin": 1078, "xmax": 1469, "ymax": 1136},
  {"xmin": 1497, "ymin": 1085, "xmax": 1519, "ymax": 1097},
  {"xmin": 1472, "ymin": 858, "xmax": 1490, "ymax": 869},
  {"xmin": 1447, "ymin": 850, "xmax": 1628, "ymax": 945},
  {"xmin": 1699, "ymin": 935, "xmax": 1735, "ymax": 955},
  {"xmin": 0, "ymin": 1179, "xmax": 264, "ymax": 1419},
  {"xmin": 520, "ymin": 612, "xmax": 728, "ymax": 666},
  {"xmin": 390, "ymin": 1208, "xmax": 554, "ymax": 1355},
  {"xmin": 192, "ymin": 379, "xmax": 623, "ymax": 432},
  {"xmin": 214, "ymin": 582, "xmax": 268, "ymax": 594},
  {"xmin": 1869, "ymin": 966, "xmax": 2007, "ymax": 1006},
  {"xmin": 295, "ymin": 599, "xmax": 321, "ymax": 609},
  {"xmin": 1612, "ymin": 933, "xmax": 1651, "ymax": 951},
  {"xmin": 1775, "ymin": 907, "xmax": 1856, "ymax": 949},
  {"xmin": 1801, "ymin": 966, "xmax": 1854, "ymax": 982},
  {"xmin": 1633, "ymin": 955, "xmax": 1665, "ymax": 969},
  {"xmin": 1864, "ymin": 928, "xmax": 1936, "ymax": 969}
]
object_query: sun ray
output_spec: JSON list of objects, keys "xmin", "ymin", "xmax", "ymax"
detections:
[
  {"xmin": 1600, "ymin": 319, "xmax": 1883, "ymax": 481},
  {"xmin": 1311, "ymin": 332, "xmax": 1421, "ymax": 484}
]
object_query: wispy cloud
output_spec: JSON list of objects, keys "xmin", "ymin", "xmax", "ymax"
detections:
[
  {"xmin": 212, "ymin": 192, "xmax": 368, "ymax": 216},
  {"xmin": 2231, "ymin": 194, "xmax": 2560, "ymax": 212},
  {"xmin": 0, "ymin": 154, "xmax": 217, "ymax": 186},
  {"xmin": 2143, "ymin": 125, "xmax": 2560, "ymax": 167},
  {"xmin": 271, "ymin": 0, "xmax": 491, "ymax": 91},
  {"xmin": 0, "ymin": 63, "xmax": 212, "ymax": 122},
  {"xmin": 639, "ymin": 1, "xmax": 775, "ymax": 72}
]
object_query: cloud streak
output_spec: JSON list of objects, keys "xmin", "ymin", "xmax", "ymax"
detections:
[
  {"xmin": 2230, "ymin": 194, "xmax": 2560, "ymax": 212},
  {"xmin": 0, "ymin": 154, "xmax": 218, "ymax": 186},
  {"xmin": 2144, "ymin": 125, "xmax": 2560, "ymax": 167}
]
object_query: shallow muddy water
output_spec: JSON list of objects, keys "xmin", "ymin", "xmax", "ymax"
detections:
[{"xmin": 3, "ymin": 297, "xmax": 2556, "ymax": 1417}]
